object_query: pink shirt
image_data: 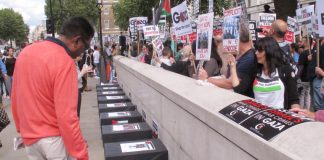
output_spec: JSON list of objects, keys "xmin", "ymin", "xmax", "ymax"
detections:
[{"xmin": 11, "ymin": 40, "xmax": 88, "ymax": 160}]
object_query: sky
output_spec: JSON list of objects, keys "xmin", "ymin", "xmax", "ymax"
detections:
[{"xmin": 0, "ymin": 0, "xmax": 46, "ymax": 32}]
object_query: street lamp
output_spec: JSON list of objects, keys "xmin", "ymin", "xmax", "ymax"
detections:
[{"xmin": 96, "ymin": 0, "xmax": 107, "ymax": 82}]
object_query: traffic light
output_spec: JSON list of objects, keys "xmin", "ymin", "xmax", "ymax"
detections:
[{"xmin": 46, "ymin": 19, "xmax": 53, "ymax": 34}]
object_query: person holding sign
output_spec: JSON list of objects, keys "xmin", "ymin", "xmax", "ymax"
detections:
[
  {"xmin": 290, "ymin": 108, "xmax": 324, "ymax": 122},
  {"xmin": 229, "ymin": 37, "xmax": 300, "ymax": 110}
]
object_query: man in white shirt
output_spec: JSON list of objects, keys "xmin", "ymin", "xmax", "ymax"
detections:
[{"xmin": 93, "ymin": 45, "xmax": 100, "ymax": 79}]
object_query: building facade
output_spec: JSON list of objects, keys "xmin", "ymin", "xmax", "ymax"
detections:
[{"xmin": 245, "ymin": 0, "xmax": 316, "ymax": 21}]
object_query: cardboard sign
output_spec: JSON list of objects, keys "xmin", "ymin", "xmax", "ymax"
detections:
[
  {"xmin": 196, "ymin": 12, "xmax": 214, "ymax": 60},
  {"xmin": 106, "ymin": 103, "xmax": 127, "ymax": 108},
  {"xmin": 171, "ymin": 1, "xmax": 193, "ymax": 36},
  {"xmin": 258, "ymin": 13, "xmax": 276, "ymax": 38},
  {"xmin": 223, "ymin": 6, "xmax": 241, "ymax": 52},
  {"xmin": 152, "ymin": 37, "xmax": 164, "ymax": 56},
  {"xmin": 107, "ymin": 112, "xmax": 131, "ymax": 118},
  {"xmin": 316, "ymin": 0, "xmax": 324, "ymax": 37},
  {"xmin": 219, "ymin": 100, "xmax": 312, "ymax": 141},
  {"xmin": 120, "ymin": 141, "xmax": 155, "ymax": 153},
  {"xmin": 249, "ymin": 21, "xmax": 257, "ymax": 41},
  {"xmin": 296, "ymin": 5, "xmax": 314, "ymax": 25},
  {"xmin": 143, "ymin": 25, "xmax": 160, "ymax": 38},
  {"xmin": 112, "ymin": 123, "xmax": 140, "ymax": 132}
]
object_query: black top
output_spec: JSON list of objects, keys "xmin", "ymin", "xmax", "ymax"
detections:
[
  {"xmin": 298, "ymin": 50, "xmax": 310, "ymax": 82},
  {"xmin": 3, "ymin": 57, "xmax": 16, "ymax": 76},
  {"xmin": 161, "ymin": 61, "xmax": 190, "ymax": 77},
  {"xmin": 307, "ymin": 44, "xmax": 324, "ymax": 81}
]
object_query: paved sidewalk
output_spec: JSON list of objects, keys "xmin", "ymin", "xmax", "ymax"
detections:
[{"xmin": 0, "ymin": 78, "xmax": 104, "ymax": 160}]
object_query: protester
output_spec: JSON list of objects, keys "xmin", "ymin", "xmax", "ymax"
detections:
[
  {"xmin": 0, "ymin": 58, "xmax": 7, "ymax": 108},
  {"xmin": 229, "ymin": 37, "xmax": 300, "ymax": 109},
  {"xmin": 290, "ymin": 108, "xmax": 324, "ymax": 122},
  {"xmin": 11, "ymin": 17, "xmax": 93, "ymax": 160},
  {"xmin": 263, "ymin": 4, "xmax": 274, "ymax": 13},
  {"xmin": 199, "ymin": 25, "xmax": 256, "ymax": 98},
  {"xmin": 4, "ymin": 47, "xmax": 16, "ymax": 97},
  {"xmin": 153, "ymin": 47, "xmax": 173, "ymax": 67},
  {"xmin": 119, "ymin": 32, "xmax": 126, "ymax": 56},
  {"xmin": 290, "ymin": 43, "xmax": 299, "ymax": 63},
  {"xmin": 93, "ymin": 45, "xmax": 100, "ymax": 79}
]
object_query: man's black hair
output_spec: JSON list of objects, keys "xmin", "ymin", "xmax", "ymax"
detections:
[{"xmin": 60, "ymin": 17, "xmax": 94, "ymax": 41}]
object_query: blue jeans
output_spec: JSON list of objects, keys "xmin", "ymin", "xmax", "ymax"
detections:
[{"xmin": 312, "ymin": 77, "xmax": 324, "ymax": 111}]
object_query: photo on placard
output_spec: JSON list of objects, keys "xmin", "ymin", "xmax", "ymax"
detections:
[
  {"xmin": 223, "ymin": 15, "xmax": 240, "ymax": 40},
  {"xmin": 198, "ymin": 31, "xmax": 208, "ymax": 49}
]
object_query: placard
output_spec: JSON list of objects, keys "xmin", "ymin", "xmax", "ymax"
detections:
[
  {"xmin": 219, "ymin": 100, "xmax": 312, "ymax": 141},
  {"xmin": 296, "ymin": 5, "xmax": 314, "ymax": 25},
  {"xmin": 129, "ymin": 17, "xmax": 148, "ymax": 41},
  {"xmin": 143, "ymin": 25, "xmax": 160, "ymax": 38},
  {"xmin": 106, "ymin": 103, "xmax": 127, "ymax": 108},
  {"xmin": 171, "ymin": 1, "xmax": 193, "ymax": 36},
  {"xmin": 112, "ymin": 123, "xmax": 140, "ymax": 132},
  {"xmin": 213, "ymin": 18, "xmax": 223, "ymax": 37},
  {"xmin": 196, "ymin": 12, "xmax": 214, "ymax": 60},
  {"xmin": 223, "ymin": 6, "xmax": 241, "ymax": 52},
  {"xmin": 258, "ymin": 13, "xmax": 276, "ymax": 38},
  {"xmin": 106, "ymin": 96, "xmax": 124, "ymax": 100},
  {"xmin": 208, "ymin": 0, "xmax": 213, "ymax": 13},
  {"xmin": 152, "ymin": 37, "xmax": 164, "ymax": 56},
  {"xmin": 120, "ymin": 141, "xmax": 155, "ymax": 153},
  {"xmin": 317, "ymin": 0, "xmax": 324, "ymax": 37},
  {"xmin": 285, "ymin": 16, "xmax": 296, "ymax": 43},
  {"xmin": 249, "ymin": 21, "xmax": 257, "ymax": 41},
  {"xmin": 108, "ymin": 112, "xmax": 131, "ymax": 118}
]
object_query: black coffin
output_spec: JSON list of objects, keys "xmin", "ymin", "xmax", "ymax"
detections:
[
  {"xmin": 97, "ymin": 86, "xmax": 123, "ymax": 91},
  {"xmin": 98, "ymin": 102, "xmax": 136, "ymax": 113},
  {"xmin": 101, "ymin": 122, "xmax": 152, "ymax": 143},
  {"xmin": 100, "ymin": 111, "xmax": 142, "ymax": 125},
  {"xmin": 97, "ymin": 95, "xmax": 130, "ymax": 104},
  {"xmin": 104, "ymin": 139, "xmax": 168, "ymax": 160},
  {"xmin": 97, "ymin": 90, "xmax": 125, "ymax": 96}
]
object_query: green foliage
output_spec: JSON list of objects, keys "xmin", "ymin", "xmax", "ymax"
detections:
[
  {"xmin": 113, "ymin": 0, "xmax": 231, "ymax": 30},
  {"xmin": 44, "ymin": 0, "xmax": 99, "ymax": 33},
  {"xmin": 0, "ymin": 8, "xmax": 29, "ymax": 45}
]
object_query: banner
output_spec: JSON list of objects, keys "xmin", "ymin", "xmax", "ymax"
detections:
[
  {"xmin": 296, "ymin": 5, "xmax": 314, "ymax": 25},
  {"xmin": 258, "ymin": 13, "xmax": 276, "ymax": 38},
  {"xmin": 196, "ymin": 12, "xmax": 214, "ymax": 60},
  {"xmin": 143, "ymin": 25, "xmax": 160, "ymax": 39},
  {"xmin": 316, "ymin": 0, "xmax": 324, "ymax": 37},
  {"xmin": 223, "ymin": 6, "xmax": 241, "ymax": 53},
  {"xmin": 129, "ymin": 17, "xmax": 148, "ymax": 41},
  {"xmin": 171, "ymin": 1, "xmax": 193, "ymax": 36},
  {"xmin": 249, "ymin": 21, "xmax": 257, "ymax": 41},
  {"xmin": 152, "ymin": 37, "xmax": 164, "ymax": 56},
  {"xmin": 284, "ymin": 16, "xmax": 296, "ymax": 43}
]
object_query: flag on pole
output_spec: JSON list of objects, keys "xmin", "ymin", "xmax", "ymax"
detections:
[{"xmin": 161, "ymin": 0, "xmax": 171, "ymax": 16}]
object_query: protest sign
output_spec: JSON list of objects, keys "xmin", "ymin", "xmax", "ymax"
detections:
[
  {"xmin": 316, "ymin": 0, "xmax": 324, "ymax": 37},
  {"xmin": 158, "ymin": 15, "xmax": 167, "ymax": 39},
  {"xmin": 296, "ymin": 5, "xmax": 314, "ymax": 25},
  {"xmin": 284, "ymin": 16, "xmax": 296, "ymax": 43},
  {"xmin": 213, "ymin": 18, "xmax": 223, "ymax": 37},
  {"xmin": 171, "ymin": 1, "xmax": 193, "ymax": 37},
  {"xmin": 208, "ymin": 0, "xmax": 213, "ymax": 13},
  {"xmin": 249, "ymin": 21, "xmax": 257, "ymax": 41},
  {"xmin": 129, "ymin": 17, "xmax": 148, "ymax": 41},
  {"xmin": 152, "ymin": 37, "xmax": 164, "ymax": 56},
  {"xmin": 143, "ymin": 25, "xmax": 159, "ymax": 39},
  {"xmin": 193, "ymin": 0, "xmax": 200, "ymax": 17},
  {"xmin": 258, "ymin": 13, "xmax": 276, "ymax": 38},
  {"xmin": 311, "ymin": 15, "xmax": 319, "ymax": 37},
  {"xmin": 223, "ymin": 6, "xmax": 241, "ymax": 52},
  {"xmin": 196, "ymin": 12, "xmax": 214, "ymax": 61}
]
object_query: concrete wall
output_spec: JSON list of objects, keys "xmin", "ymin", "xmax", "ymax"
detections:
[{"xmin": 113, "ymin": 56, "xmax": 324, "ymax": 160}]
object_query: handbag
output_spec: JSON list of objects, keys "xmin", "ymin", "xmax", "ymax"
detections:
[{"xmin": 0, "ymin": 107, "xmax": 10, "ymax": 132}]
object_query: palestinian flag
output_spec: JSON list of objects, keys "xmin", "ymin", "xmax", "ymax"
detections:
[{"xmin": 161, "ymin": 0, "xmax": 171, "ymax": 16}]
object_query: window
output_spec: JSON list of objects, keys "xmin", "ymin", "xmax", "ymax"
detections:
[{"xmin": 104, "ymin": 20, "xmax": 109, "ymax": 29}]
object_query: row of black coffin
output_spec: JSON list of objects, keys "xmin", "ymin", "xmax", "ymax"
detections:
[{"xmin": 96, "ymin": 83, "xmax": 168, "ymax": 160}]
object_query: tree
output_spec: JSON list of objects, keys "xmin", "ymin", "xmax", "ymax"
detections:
[
  {"xmin": 0, "ymin": 8, "xmax": 29, "ymax": 46},
  {"xmin": 274, "ymin": 0, "xmax": 298, "ymax": 21},
  {"xmin": 44, "ymin": 0, "xmax": 99, "ymax": 33},
  {"xmin": 113, "ymin": 0, "xmax": 231, "ymax": 31}
]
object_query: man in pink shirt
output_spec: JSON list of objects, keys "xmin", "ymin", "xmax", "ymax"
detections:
[{"xmin": 11, "ymin": 17, "xmax": 94, "ymax": 160}]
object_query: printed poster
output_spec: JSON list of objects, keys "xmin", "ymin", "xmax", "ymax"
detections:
[
  {"xmin": 296, "ymin": 5, "xmax": 314, "ymax": 25},
  {"xmin": 258, "ymin": 13, "xmax": 276, "ymax": 38},
  {"xmin": 249, "ymin": 21, "xmax": 257, "ymax": 41},
  {"xmin": 213, "ymin": 18, "xmax": 223, "ymax": 37},
  {"xmin": 152, "ymin": 37, "xmax": 164, "ymax": 56},
  {"xmin": 129, "ymin": 17, "xmax": 148, "ymax": 41},
  {"xmin": 316, "ymin": 0, "xmax": 324, "ymax": 37},
  {"xmin": 223, "ymin": 6, "xmax": 241, "ymax": 52},
  {"xmin": 143, "ymin": 25, "xmax": 160, "ymax": 39},
  {"xmin": 284, "ymin": 16, "xmax": 296, "ymax": 43},
  {"xmin": 196, "ymin": 12, "xmax": 214, "ymax": 60},
  {"xmin": 171, "ymin": 1, "xmax": 193, "ymax": 36},
  {"xmin": 120, "ymin": 141, "xmax": 155, "ymax": 153}
]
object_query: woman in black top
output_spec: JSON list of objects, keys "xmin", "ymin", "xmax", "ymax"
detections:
[{"xmin": 4, "ymin": 47, "xmax": 15, "ymax": 97}]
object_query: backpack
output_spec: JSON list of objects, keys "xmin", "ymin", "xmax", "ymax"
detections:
[{"xmin": 279, "ymin": 41, "xmax": 298, "ymax": 75}]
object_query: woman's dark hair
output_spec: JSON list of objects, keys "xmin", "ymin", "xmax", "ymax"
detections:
[
  {"xmin": 211, "ymin": 38, "xmax": 222, "ymax": 68},
  {"xmin": 255, "ymin": 37, "xmax": 287, "ymax": 76},
  {"xmin": 290, "ymin": 43, "xmax": 298, "ymax": 52}
]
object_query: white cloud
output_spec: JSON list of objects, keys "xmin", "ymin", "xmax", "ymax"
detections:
[{"xmin": 0, "ymin": 0, "xmax": 46, "ymax": 31}]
